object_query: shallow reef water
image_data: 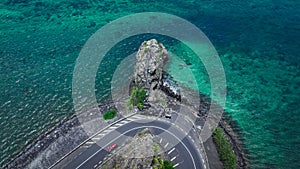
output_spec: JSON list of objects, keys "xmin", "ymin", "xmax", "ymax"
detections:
[{"xmin": 0, "ymin": 0, "xmax": 299, "ymax": 168}]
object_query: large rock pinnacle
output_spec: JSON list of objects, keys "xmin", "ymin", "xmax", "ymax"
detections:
[{"xmin": 133, "ymin": 39, "xmax": 169, "ymax": 93}]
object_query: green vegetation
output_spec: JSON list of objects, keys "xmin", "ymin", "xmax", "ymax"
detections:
[
  {"xmin": 163, "ymin": 160, "xmax": 174, "ymax": 169},
  {"xmin": 128, "ymin": 86, "xmax": 146, "ymax": 109},
  {"xmin": 161, "ymin": 99, "xmax": 167, "ymax": 107},
  {"xmin": 145, "ymin": 48, "xmax": 150, "ymax": 53},
  {"xmin": 102, "ymin": 109, "xmax": 117, "ymax": 120},
  {"xmin": 212, "ymin": 127, "xmax": 237, "ymax": 169},
  {"xmin": 153, "ymin": 143, "xmax": 159, "ymax": 154},
  {"xmin": 137, "ymin": 130, "xmax": 146, "ymax": 138},
  {"xmin": 152, "ymin": 156, "xmax": 174, "ymax": 169},
  {"xmin": 137, "ymin": 102, "xmax": 143, "ymax": 109}
]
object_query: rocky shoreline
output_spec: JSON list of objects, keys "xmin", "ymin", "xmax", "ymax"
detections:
[
  {"xmin": 4, "ymin": 92, "xmax": 248, "ymax": 169},
  {"xmin": 219, "ymin": 114, "xmax": 249, "ymax": 168},
  {"xmin": 3, "ymin": 102, "xmax": 120, "ymax": 169}
]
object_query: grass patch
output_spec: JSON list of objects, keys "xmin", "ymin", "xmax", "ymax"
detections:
[
  {"xmin": 153, "ymin": 143, "xmax": 159, "ymax": 154},
  {"xmin": 102, "ymin": 109, "xmax": 117, "ymax": 120},
  {"xmin": 128, "ymin": 86, "xmax": 146, "ymax": 109},
  {"xmin": 212, "ymin": 127, "xmax": 237, "ymax": 169}
]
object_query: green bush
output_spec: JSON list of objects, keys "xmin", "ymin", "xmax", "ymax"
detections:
[
  {"xmin": 102, "ymin": 109, "xmax": 117, "ymax": 120},
  {"xmin": 163, "ymin": 160, "xmax": 174, "ymax": 169},
  {"xmin": 212, "ymin": 127, "xmax": 237, "ymax": 169},
  {"xmin": 153, "ymin": 143, "xmax": 159, "ymax": 154},
  {"xmin": 129, "ymin": 86, "xmax": 146, "ymax": 109},
  {"xmin": 152, "ymin": 156, "xmax": 174, "ymax": 169}
]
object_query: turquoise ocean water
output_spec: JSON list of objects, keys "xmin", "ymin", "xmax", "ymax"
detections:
[{"xmin": 0, "ymin": 0, "xmax": 299, "ymax": 168}]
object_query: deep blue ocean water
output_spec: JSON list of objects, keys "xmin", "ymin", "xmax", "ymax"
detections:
[{"xmin": 0, "ymin": 0, "xmax": 299, "ymax": 168}]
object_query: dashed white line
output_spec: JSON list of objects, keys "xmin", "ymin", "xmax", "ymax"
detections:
[
  {"xmin": 128, "ymin": 115, "xmax": 147, "ymax": 121},
  {"xmin": 86, "ymin": 141, "xmax": 94, "ymax": 145},
  {"xmin": 168, "ymin": 148, "xmax": 175, "ymax": 154},
  {"xmin": 128, "ymin": 116, "xmax": 141, "ymax": 120},
  {"xmin": 104, "ymin": 129, "xmax": 113, "ymax": 133},
  {"xmin": 75, "ymin": 126, "xmax": 197, "ymax": 169},
  {"xmin": 170, "ymin": 156, "xmax": 176, "ymax": 162},
  {"xmin": 93, "ymin": 137, "xmax": 101, "ymax": 141},
  {"xmin": 109, "ymin": 126, "xmax": 118, "ymax": 129},
  {"xmin": 159, "ymin": 138, "xmax": 162, "ymax": 143},
  {"xmin": 164, "ymin": 142, "xmax": 169, "ymax": 149},
  {"xmin": 173, "ymin": 163, "xmax": 180, "ymax": 168},
  {"xmin": 114, "ymin": 123, "xmax": 123, "ymax": 126}
]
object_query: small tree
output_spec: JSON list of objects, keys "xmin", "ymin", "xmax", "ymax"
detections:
[
  {"xmin": 102, "ymin": 109, "xmax": 117, "ymax": 120},
  {"xmin": 152, "ymin": 156, "xmax": 174, "ymax": 169},
  {"xmin": 163, "ymin": 160, "xmax": 174, "ymax": 169}
]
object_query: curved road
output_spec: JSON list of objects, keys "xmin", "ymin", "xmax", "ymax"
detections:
[{"xmin": 51, "ymin": 117, "xmax": 204, "ymax": 169}]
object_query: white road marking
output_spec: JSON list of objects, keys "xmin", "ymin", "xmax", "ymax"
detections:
[
  {"xmin": 174, "ymin": 163, "xmax": 180, "ymax": 168},
  {"xmin": 98, "ymin": 161, "xmax": 102, "ymax": 164},
  {"xmin": 86, "ymin": 141, "xmax": 94, "ymax": 145},
  {"xmin": 109, "ymin": 126, "xmax": 118, "ymax": 129},
  {"xmin": 164, "ymin": 142, "xmax": 169, "ymax": 149},
  {"xmin": 168, "ymin": 148, "xmax": 175, "ymax": 154},
  {"xmin": 170, "ymin": 156, "xmax": 176, "ymax": 162},
  {"xmin": 97, "ymin": 133, "xmax": 104, "ymax": 137},
  {"xmin": 159, "ymin": 138, "xmax": 162, "ymax": 143},
  {"xmin": 104, "ymin": 129, "xmax": 113, "ymax": 133},
  {"xmin": 128, "ymin": 115, "xmax": 145, "ymax": 121},
  {"xmin": 135, "ymin": 115, "xmax": 145, "ymax": 118},
  {"xmin": 128, "ymin": 116, "xmax": 140, "ymax": 120},
  {"xmin": 75, "ymin": 126, "xmax": 197, "ymax": 169},
  {"xmin": 93, "ymin": 137, "xmax": 101, "ymax": 141},
  {"xmin": 91, "ymin": 120, "xmax": 132, "ymax": 143},
  {"xmin": 114, "ymin": 123, "xmax": 123, "ymax": 126}
]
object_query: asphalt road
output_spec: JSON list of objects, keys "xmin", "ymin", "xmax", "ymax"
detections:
[{"xmin": 52, "ymin": 117, "xmax": 204, "ymax": 169}]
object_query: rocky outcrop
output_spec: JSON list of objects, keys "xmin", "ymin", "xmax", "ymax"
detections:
[
  {"xmin": 100, "ymin": 128, "xmax": 168, "ymax": 169},
  {"xmin": 161, "ymin": 74, "xmax": 181, "ymax": 101},
  {"xmin": 133, "ymin": 39, "xmax": 169, "ymax": 97}
]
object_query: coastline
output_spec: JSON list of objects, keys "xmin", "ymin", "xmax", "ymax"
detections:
[
  {"xmin": 219, "ymin": 115, "xmax": 248, "ymax": 168},
  {"xmin": 195, "ymin": 90, "xmax": 248, "ymax": 169},
  {"xmin": 5, "ymin": 92, "xmax": 248, "ymax": 169},
  {"xmin": 4, "ymin": 101, "xmax": 120, "ymax": 169}
]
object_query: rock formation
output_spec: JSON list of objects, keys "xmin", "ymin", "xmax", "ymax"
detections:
[{"xmin": 133, "ymin": 39, "xmax": 169, "ymax": 97}]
